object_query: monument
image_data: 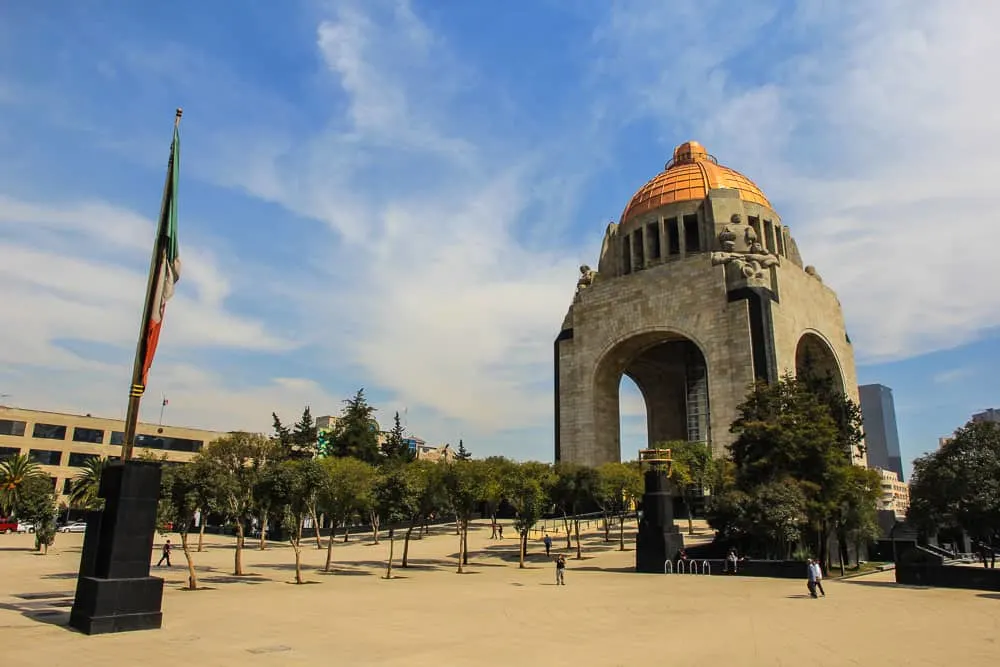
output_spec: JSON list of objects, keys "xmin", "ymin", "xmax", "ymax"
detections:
[
  {"xmin": 635, "ymin": 447, "xmax": 684, "ymax": 573},
  {"xmin": 554, "ymin": 140, "xmax": 861, "ymax": 466}
]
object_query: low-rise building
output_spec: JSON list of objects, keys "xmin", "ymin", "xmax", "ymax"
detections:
[
  {"xmin": 0, "ymin": 405, "xmax": 226, "ymax": 502},
  {"xmin": 875, "ymin": 468, "xmax": 910, "ymax": 518}
]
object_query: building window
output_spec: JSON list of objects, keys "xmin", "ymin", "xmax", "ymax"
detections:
[
  {"xmin": 28, "ymin": 449, "xmax": 62, "ymax": 466},
  {"xmin": 621, "ymin": 235, "xmax": 632, "ymax": 274},
  {"xmin": 32, "ymin": 423, "xmax": 67, "ymax": 440},
  {"xmin": 647, "ymin": 222, "xmax": 661, "ymax": 260},
  {"xmin": 0, "ymin": 446, "xmax": 20, "ymax": 461},
  {"xmin": 683, "ymin": 214, "xmax": 700, "ymax": 253},
  {"xmin": 666, "ymin": 218, "xmax": 680, "ymax": 255},
  {"xmin": 109, "ymin": 431, "xmax": 125, "ymax": 446},
  {"xmin": 134, "ymin": 434, "xmax": 204, "ymax": 453},
  {"xmin": 72, "ymin": 427, "xmax": 104, "ymax": 444},
  {"xmin": 0, "ymin": 419, "xmax": 26, "ymax": 437},
  {"xmin": 47, "ymin": 476, "xmax": 57, "ymax": 490},
  {"xmin": 763, "ymin": 220, "xmax": 776, "ymax": 254},
  {"xmin": 632, "ymin": 228, "xmax": 644, "ymax": 270},
  {"xmin": 775, "ymin": 226, "xmax": 785, "ymax": 256},
  {"xmin": 68, "ymin": 452, "xmax": 99, "ymax": 468},
  {"xmin": 62, "ymin": 478, "xmax": 74, "ymax": 495}
]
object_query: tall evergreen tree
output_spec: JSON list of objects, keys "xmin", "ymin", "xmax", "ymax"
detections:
[
  {"xmin": 328, "ymin": 389, "xmax": 381, "ymax": 464},
  {"xmin": 455, "ymin": 439, "xmax": 471, "ymax": 460},
  {"xmin": 271, "ymin": 412, "xmax": 293, "ymax": 459},
  {"xmin": 382, "ymin": 411, "xmax": 411, "ymax": 462},
  {"xmin": 291, "ymin": 406, "xmax": 319, "ymax": 459}
]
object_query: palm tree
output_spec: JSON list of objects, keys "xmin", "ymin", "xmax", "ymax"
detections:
[
  {"xmin": 0, "ymin": 454, "xmax": 43, "ymax": 516},
  {"xmin": 69, "ymin": 457, "xmax": 109, "ymax": 509}
]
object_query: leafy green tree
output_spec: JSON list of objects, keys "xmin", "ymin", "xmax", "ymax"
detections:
[
  {"xmin": 0, "ymin": 453, "xmax": 43, "ymax": 516},
  {"xmin": 480, "ymin": 456, "xmax": 512, "ymax": 539},
  {"xmin": 15, "ymin": 476, "xmax": 57, "ymax": 553},
  {"xmin": 373, "ymin": 464, "xmax": 415, "ymax": 579},
  {"xmin": 455, "ymin": 439, "xmax": 471, "ymax": 460},
  {"xmin": 319, "ymin": 456, "xmax": 376, "ymax": 572},
  {"xmin": 328, "ymin": 389, "xmax": 381, "ymax": 463},
  {"xmin": 552, "ymin": 462, "xmax": 599, "ymax": 558},
  {"xmin": 442, "ymin": 459, "xmax": 488, "ymax": 573},
  {"xmin": 908, "ymin": 420, "xmax": 1000, "ymax": 564},
  {"xmin": 68, "ymin": 457, "xmax": 108, "ymax": 510},
  {"xmin": 290, "ymin": 406, "xmax": 319, "ymax": 460},
  {"xmin": 596, "ymin": 462, "xmax": 643, "ymax": 550},
  {"xmin": 381, "ymin": 411, "xmax": 413, "ymax": 463},
  {"xmin": 662, "ymin": 440, "xmax": 715, "ymax": 535},
  {"xmin": 505, "ymin": 462, "xmax": 553, "ymax": 567},
  {"xmin": 198, "ymin": 432, "xmax": 272, "ymax": 575},
  {"xmin": 833, "ymin": 465, "xmax": 881, "ymax": 574},
  {"xmin": 258, "ymin": 459, "xmax": 326, "ymax": 584},
  {"xmin": 401, "ymin": 460, "xmax": 446, "ymax": 568},
  {"xmin": 159, "ymin": 464, "xmax": 203, "ymax": 589},
  {"xmin": 271, "ymin": 412, "xmax": 293, "ymax": 457}
]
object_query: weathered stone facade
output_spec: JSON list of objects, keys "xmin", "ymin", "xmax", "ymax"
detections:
[{"xmin": 555, "ymin": 142, "xmax": 860, "ymax": 467}]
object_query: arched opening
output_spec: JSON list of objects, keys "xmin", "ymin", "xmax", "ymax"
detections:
[
  {"xmin": 594, "ymin": 331, "xmax": 711, "ymax": 463},
  {"xmin": 795, "ymin": 332, "xmax": 844, "ymax": 393}
]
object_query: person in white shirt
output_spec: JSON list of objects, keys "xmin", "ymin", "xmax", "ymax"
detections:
[
  {"xmin": 809, "ymin": 559, "xmax": 826, "ymax": 597},
  {"xmin": 806, "ymin": 558, "xmax": 818, "ymax": 597}
]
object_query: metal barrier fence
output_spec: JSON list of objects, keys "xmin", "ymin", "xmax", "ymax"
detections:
[{"xmin": 663, "ymin": 559, "xmax": 711, "ymax": 575}]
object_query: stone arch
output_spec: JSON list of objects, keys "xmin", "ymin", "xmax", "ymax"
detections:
[
  {"xmin": 592, "ymin": 328, "xmax": 712, "ymax": 463},
  {"xmin": 795, "ymin": 330, "xmax": 844, "ymax": 393}
]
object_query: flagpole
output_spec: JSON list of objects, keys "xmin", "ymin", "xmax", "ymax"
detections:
[
  {"xmin": 121, "ymin": 108, "xmax": 183, "ymax": 461},
  {"xmin": 158, "ymin": 394, "xmax": 166, "ymax": 426}
]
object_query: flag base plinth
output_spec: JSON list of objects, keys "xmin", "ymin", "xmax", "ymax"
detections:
[
  {"xmin": 635, "ymin": 467, "xmax": 685, "ymax": 573},
  {"xmin": 69, "ymin": 461, "xmax": 165, "ymax": 636}
]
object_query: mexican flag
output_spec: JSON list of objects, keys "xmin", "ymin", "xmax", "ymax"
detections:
[{"xmin": 140, "ymin": 124, "xmax": 181, "ymax": 387}]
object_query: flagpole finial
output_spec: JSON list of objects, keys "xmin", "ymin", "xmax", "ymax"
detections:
[{"xmin": 175, "ymin": 108, "xmax": 183, "ymax": 126}]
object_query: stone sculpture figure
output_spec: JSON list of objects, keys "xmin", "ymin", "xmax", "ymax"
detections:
[
  {"xmin": 718, "ymin": 226, "xmax": 737, "ymax": 252},
  {"xmin": 711, "ymin": 249, "xmax": 779, "ymax": 280},
  {"xmin": 576, "ymin": 265, "xmax": 597, "ymax": 292}
]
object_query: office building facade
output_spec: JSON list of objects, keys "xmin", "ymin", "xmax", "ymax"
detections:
[{"xmin": 859, "ymin": 384, "xmax": 904, "ymax": 481}]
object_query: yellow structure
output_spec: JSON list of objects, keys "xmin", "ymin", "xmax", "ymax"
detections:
[
  {"xmin": 0, "ymin": 405, "xmax": 226, "ymax": 502},
  {"xmin": 876, "ymin": 468, "xmax": 910, "ymax": 518}
]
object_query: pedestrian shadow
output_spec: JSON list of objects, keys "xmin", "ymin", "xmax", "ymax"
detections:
[
  {"xmin": 786, "ymin": 594, "xmax": 813, "ymax": 599},
  {"xmin": 572, "ymin": 565, "xmax": 635, "ymax": 574},
  {"xmin": 840, "ymin": 579, "xmax": 930, "ymax": 590},
  {"xmin": 976, "ymin": 593, "xmax": 1000, "ymax": 600}
]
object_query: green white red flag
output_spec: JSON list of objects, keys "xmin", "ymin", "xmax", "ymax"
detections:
[{"xmin": 140, "ymin": 124, "xmax": 181, "ymax": 386}]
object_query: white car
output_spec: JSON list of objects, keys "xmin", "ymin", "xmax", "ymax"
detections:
[
  {"xmin": 16, "ymin": 522, "xmax": 34, "ymax": 534},
  {"xmin": 59, "ymin": 522, "xmax": 87, "ymax": 533}
]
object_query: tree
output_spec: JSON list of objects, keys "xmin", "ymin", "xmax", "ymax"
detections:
[
  {"xmin": 258, "ymin": 459, "xmax": 326, "ymax": 584},
  {"xmin": 328, "ymin": 389, "xmax": 381, "ymax": 463},
  {"xmin": 319, "ymin": 457, "xmax": 376, "ymax": 572},
  {"xmin": 271, "ymin": 412, "xmax": 293, "ymax": 458},
  {"xmin": 198, "ymin": 432, "xmax": 272, "ymax": 576},
  {"xmin": 68, "ymin": 457, "xmax": 108, "ymax": 510},
  {"xmin": 291, "ymin": 406, "xmax": 319, "ymax": 460},
  {"xmin": 372, "ymin": 464, "xmax": 415, "ymax": 579},
  {"xmin": 480, "ymin": 457, "xmax": 511, "ymax": 539},
  {"xmin": 663, "ymin": 440, "xmax": 715, "ymax": 535},
  {"xmin": 505, "ymin": 462, "xmax": 553, "ymax": 567},
  {"xmin": 833, "ymin": 465, "xmax": 881, "ymax": 574},
  {"xmin": 909, "ymin": 420, "xmax": 1000, "ymax": 565},
  {"xmin": 596, "ymin": 462, "xmax": 643, "ymax": 550},
  {"xmin": 159, "ymin": 464, "xmax": 204, "ymax": 589},
  {"xmin": 0, "ymin": 453, "xmax": 43, "ymax": 516},
  {"xmin": 552, "ymin": 462, "xmax": 598, "ymax": 558},
  {"xmin": 382, "ymin": 411, "xmax": 413, "ymax": 463},
  {"xmin": 455, "ymin": 440, "xmax": 472, "ymax": 461},
  {"xmin": 400, "ymin": 460, "xmax": 445, "ymax": 568},
  {"xmin": 15, "ymin": 476, "xmax": 57, "ymax": 553},
  {"xmin": 442, "ymin": 459, "xmax": 488, "ymax": 573}
]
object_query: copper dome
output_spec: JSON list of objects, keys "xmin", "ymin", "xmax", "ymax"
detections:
[{"xmin": 620, "ymin": 141, "xmax": 771, "ymax": 224}]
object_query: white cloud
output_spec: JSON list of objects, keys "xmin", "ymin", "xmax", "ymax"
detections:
[{"xmin": 598, "ymin": 0, "xmax": 1000, "ymax": 363}]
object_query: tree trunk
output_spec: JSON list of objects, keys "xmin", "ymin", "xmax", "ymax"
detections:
[
  {"xmin": 324, "ymin": 521, "xmax": 337, "ymax": 572},
  {"xmin": 311, "ymin": 507, "xmax": 323, "ymax": 549},
  {"xmin": 603, "ymin": 511, "xmax": 611, "ymax": 542},
  {"xmin": 420, "ymin": 518, "xmax": 427, "ymax": 537},
  {"xmin": 343, "ymin": 524, "xmax": 350, "ymax": 543},
  {"xmin": 180, "ymin": 531, "xmax": 198, "ymax": 590},
  {"xmin": 837, "ymin": 525, "xmax": 847, "ymax": 577},
  {"xmin": 619, "ymin": 512, "xmax": 626, "ymax": 551},
  {"xmin": 574, "ymin": 518, "xmax": 582, "ymax": 559},
  {"xmin": 562, "ymin": 512, "xmax": 572, "ymax": 548},
  {"xmin": 234, "ymin": 521, "xmax": 245, "ymax": 576},
  {"xmin": 402, "ymin": 519, "xmax": 416, "ymax": 568},
  {"xmin": 292, "ymin": 522, "xmax": 303, "ymax": 585},
  {"xmin": 197, "ymin": 516, "xmax": 206, "ymax": 552},
  {"xmin": 519, "ymin": 530, "xmax": 526, "ymax": 569},
  {"xmin": 456, "ymin": 521, "xmax": 465, "ymax": 573},
  {"xmin": 384, "ymin": 527, "xmax": 395, "ymax": 579},
  {"xmin": 370, "ymin": 510, "xmax": 380, "ymax": 544},
  {"xmin": 454, "ymin": 513, "xmax": 461, "ymax": 535},
  {"xmin": 490, "ymin": 512, "xmax": 498, "ymax": 539},
  {"xmin": 685, "ymin": 492, "xmax": 694, "ymax": 535},
  {"xmin": 462, "ymin": 521, "xmax": 469, "ymax": 565},
  {"xmin": 258, "ymin": 513, "xmax": 268, "ymax": 550}
]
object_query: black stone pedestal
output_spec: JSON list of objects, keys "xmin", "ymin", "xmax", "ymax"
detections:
[
  {"xmin": 69, "ymin": 461, "xmax": 164, "ymax": 635},
  {"xmin": 635, "ymin": 468, "xmax": 685, "ymax": 573}
]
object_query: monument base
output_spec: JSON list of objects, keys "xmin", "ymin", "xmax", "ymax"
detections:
[
  {"xmin": 68, "ymin": 461, "xmax": 164, "ymax": 636},
  {"xmin": 69, "ymin": 576, "xmax": 164, "ymax": 635},
  {"xmin": 636, "ymin": 528, "xmax": 686, "ymax": 573}
]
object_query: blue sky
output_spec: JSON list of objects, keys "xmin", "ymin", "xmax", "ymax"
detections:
[{"xmin": 0, "ymin": 0, "xmax": 997, "ymax": 472}]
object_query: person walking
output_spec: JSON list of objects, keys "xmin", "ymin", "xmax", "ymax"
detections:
[
  {"xmin": 157, "ymin": 539, "xmax": 172, "ymax": 568},
  {"xmin": 555, "ymin": 554, "xmax": 566, "ymax": 586},
  {"xmin": 811, "ymin": 559, "xmax": 826, "ymax": 597},
  {"xmin": 497, "ymin": 524, "xmax": 504, "ymax": 539},
  {"xmin": 543, "ymin": 533, "xmax": 552, "ymax": 557}
]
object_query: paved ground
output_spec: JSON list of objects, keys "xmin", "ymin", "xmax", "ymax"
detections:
[{"xmin": 1, "ymin": 520, "xmax": 997, "ymax": 666}]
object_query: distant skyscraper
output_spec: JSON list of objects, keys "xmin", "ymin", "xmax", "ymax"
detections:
[
  {"xmin": 971, "ymin": 408, "xmax": 1000, "ymax": 424},
  {"xmin": 859, "ymin": 384, "xmax": 904, "ymax": 481}
]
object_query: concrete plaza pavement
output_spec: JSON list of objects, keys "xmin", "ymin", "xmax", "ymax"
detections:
[{"xmin": 1, "ymin": 520, "xmax": 997, "ymax": 666}]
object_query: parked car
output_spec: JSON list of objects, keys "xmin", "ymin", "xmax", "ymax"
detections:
[
  {"xmin": 0, "ymin": 518, "xmax": 18, "ymax": 534},
  {"xmin": 16, "ymin": 522, "xmax": 35, "ymax": 534},
  {"xmin": 59, "ymin": 521, "xmax": 87, "ymax": 533}
]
